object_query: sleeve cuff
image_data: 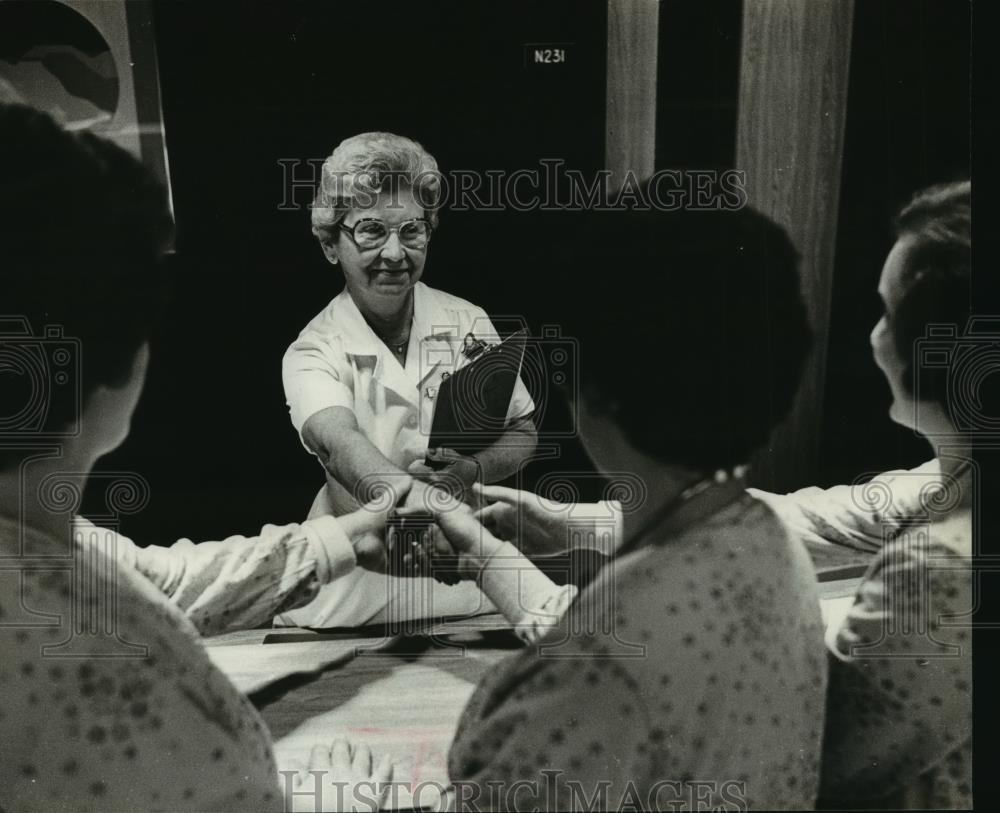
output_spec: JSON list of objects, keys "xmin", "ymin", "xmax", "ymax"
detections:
[
  {"xmin": 597, "ymin": 500, "xmax": 625, "ymax": 553},
  {"xmin": 301, "ymin": 515, "xmax": 357, "ymax": 583},
  {"xmin": 476, "ymin": 541, "xmax": 564, "ymax": 625}
]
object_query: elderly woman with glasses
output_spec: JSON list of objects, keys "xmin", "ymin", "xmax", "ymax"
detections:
[{"xmin": 278, "ymin": 132, "xmax": 538, "ymax": 628}]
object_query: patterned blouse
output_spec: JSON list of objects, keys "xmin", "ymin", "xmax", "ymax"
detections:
[
  {"xmin": 754, "ymin": 459, "xmax": 973, "ymax": 808},
  {"xmin": 448, "ymin": 494, "xmax": 829, "ymax": 810},
  {"xmin": 0, "ymin": 513, "xmax": 356, "ymax": 811}
]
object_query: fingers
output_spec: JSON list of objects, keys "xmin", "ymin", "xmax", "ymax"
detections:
[
  {"xmin": 373, "ymin": 752, "xmax": 394, "ymax": 785},
  {"xmin": 330, "ymin": 738, "xmax": 391, "ymax": 777},
  {"xmin": 426, "ymin": 522, "xmax": 456, "ymax": 558},
  {"xmin": 350, "ymin": 501, "xmax": 393, "ymax": 536},
  {"xmin": 394, "ymin": 506, "xmax": 431, "ymax": 518},
  {"xmin": 353, "ymin": 532, "xmax": 388, "ymax": 574},
  {"xmin": 474, "ymin": 502, "xmax": 507, "ymax": 527},
  {"xmin": 391, "ymin": 477, "xmax": 413, "ymax": 506},
  {"xmin": 341, "ymin": 478, "xmax": 414, "ymax": 541},
  {"xmin": 308, "ymin": 743, "xmax": 333, "ymax": 769},
  {"xmin": 472, "ymin": 482, "xmax": 522, "ymax": 506},
  {"xmin": 432, "ymin": 508, "xmax": 494, "ymax": 554},
  {"xmin": 426, "ymin": 447, "xmax": 461, "ymax": 462},
  {"xmin": 352, "ymin": 742, "xmax": 372, "ymax": 775},
  {"xmin": 331, "ymin": 739, "xmax": 353, "ymax": 776},
  {"xmin": 408, "ymin": 459, "xmax": 435, "ymax": 477},
  {"xmin": 373, "ymin": 754, "xmax": 394, "ymax": 808},
  {"xmin": 288, "ymin": 756, "xmax": 309, "ymax": 788},
  {"xmin": 303, "ymin": 742, "xmax": 333, "ymax": 787}
]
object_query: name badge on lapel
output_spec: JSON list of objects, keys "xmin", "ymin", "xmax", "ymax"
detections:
[{"xmin": 461, "ymin": 332, "xmax": 494, "ymax": 361}]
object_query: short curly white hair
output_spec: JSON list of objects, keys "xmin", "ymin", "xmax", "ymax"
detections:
[{"xmin": 310, "ymin": 132, "xmax": 442, "ymax": 242}]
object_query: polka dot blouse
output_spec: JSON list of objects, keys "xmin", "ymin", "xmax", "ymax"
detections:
[
  {"xmin": 448, "ymin": 494, "xmax": 828, "ymax": 810},
  {"xmin": 755, "ymin": 459, "xmax": 973, "ymax": 807},
  {"xmin": 820, "ymin": 509, "xmax": 972, "ymax": 808},
  {"xmin": 1, "ymin": 515, "xmax": 283, "ymax": 811}
]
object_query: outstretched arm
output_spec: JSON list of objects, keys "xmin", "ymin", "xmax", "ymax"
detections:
[{"xmin": 73, "ymin": 489, "xmax": 404, "ymax": 637}]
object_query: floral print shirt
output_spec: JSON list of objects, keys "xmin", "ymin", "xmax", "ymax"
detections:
[
  {"xmin": 449, "ymin": 495, "xmax": 828, "ymax": 810},
  {"xmin": 0, "ymin": 513, "xmax": 355, "ymax": 811}
]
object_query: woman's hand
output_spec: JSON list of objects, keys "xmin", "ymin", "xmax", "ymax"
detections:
[
  {"xmin": 472, "ymin": 483, "xmax": 574, "ymax": 556},
  {"xmin": 377, "ymin": 481, "xmax": 476, "ymax": 581},
  {"xmin": 338, "ymin": 480, "xmax": 412, "ymax": 572},
  {"xmin": 425, "ymin": 506, "xmax": 508, "ymax": 580},
  {"xmin": 289, "ymin": 738, "xmax": 394, "ymax": 812},
  {"xmin": 408, "ymin": 448, "xmax": 481, "ymax": 503}
]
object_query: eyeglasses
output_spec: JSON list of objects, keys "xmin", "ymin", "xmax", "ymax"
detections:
[{"xmin": 338, "ymin": 218, "xmax": 433, "ymax": 251}]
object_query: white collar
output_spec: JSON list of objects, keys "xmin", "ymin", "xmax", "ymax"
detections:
[{"xmin": 332, "ymin": 282, "xmax": 462, "ymax": 404}]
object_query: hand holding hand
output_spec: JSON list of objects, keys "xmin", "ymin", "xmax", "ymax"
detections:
[
  {"xmin": 426, "ymin": 505, "xmax": 507, "ymax": 580},
  {"xmin": 338, "ymin": 479, "xmax": 412, "ymax": 572},
  {"xmin": 472, "ymin": 483, "xmax": 573, "ymax": 556},
  {"xmin": 408, "ymin": 448, "xmax": 481, "ymax": 503}
]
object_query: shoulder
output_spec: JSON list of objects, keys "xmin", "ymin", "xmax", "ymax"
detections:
[
  {"xmin": 0, "ymin": 536, "xmax": 276, "ymax": 808},
  {"xmin": 294, "ymin": 288, "xmax": 354, "ymax": 339},
  {"xmin": 865, "ymin": 510, "xmax": 971, "ymax": 603},
  {"xmin": 836, "ymin": 509, "xmax": 972, "ymax": 655},
  {"xmin": 284, "ymin": 291, "xmax": 361, "ymax": 366},
  {"xmin": 608, "ymin": 495, "xmax": 822, "ymax": 656},
  {"xmin": 418, "ymin": 281, "xmax": 484, "ymax": 314},
  {"xmin": 674, "ymin": 493, "xmax": 810, "ymax": 573}
]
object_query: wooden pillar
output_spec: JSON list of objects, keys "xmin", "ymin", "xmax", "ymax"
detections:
[
  {"xmin": 606, "ymin": 0, "xmax": 660, "ymax": 189},
  {"xmin": 736, "ymin": 0, "xmax": 854, "ymax": 491}
]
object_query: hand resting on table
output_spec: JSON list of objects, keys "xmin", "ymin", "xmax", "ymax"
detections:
[{"xmin": 287, "ymin": 737, "xmax": 394, "ymax": 812}]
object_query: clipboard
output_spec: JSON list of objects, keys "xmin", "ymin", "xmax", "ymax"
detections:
[{"xmin": 428, "ymin": 328, "xmax": 528, "ymax": 455}]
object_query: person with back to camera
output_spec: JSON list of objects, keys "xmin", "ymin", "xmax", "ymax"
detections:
[
  {"xmin": 0, "ymin": 102, "xmax": 397, "ymax": 813},
  {"xmin": 472, "ymin": 181, "xmax": 974, "ymax": 809},
  {"xmin": 277, "ymin": 132, "xmax": 538, "ymax": 628},
  {"xmin": 410, "ymin": 204, "xmax": 828, "ymax": 809}
]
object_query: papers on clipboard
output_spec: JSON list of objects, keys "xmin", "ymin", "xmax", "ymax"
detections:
[{"xmin": 428, "ymin": 328, "xmax": 528, "ymax": 455}]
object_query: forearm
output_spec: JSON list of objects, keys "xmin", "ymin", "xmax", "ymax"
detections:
[
  {"xmin": 471, "ymin": 416, "xmax": 538, "ymax": 484},
  {"xmin": 748, "ymin": 460, "xmax": 943, "ymax": 561},
  {"xmin": 132, "ymin": 516, "xmax": 356, "ymax": 636},
  {"xmin": 327, "ymin": 431, "xmax": 412, "ymax": 502},
  {"xmin": 473, "ymin": 539, "xmax": 576, "ymax": 643},
  {"xmin": 304, "ymin": 408, "xmax": 411, "ymax": 505}
]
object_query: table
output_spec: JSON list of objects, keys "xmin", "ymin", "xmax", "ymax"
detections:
[
  {"xmin": 205, "ymin": 581, "xmax": 863, "ymax": 810},
  {"xmin": 206, "ymin": 614, "xmax": 521, "ymax": 809}
]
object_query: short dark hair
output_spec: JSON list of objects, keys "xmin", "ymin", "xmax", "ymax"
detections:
[
  {"xmin": 1, "ymin": 103, "xmax": 173, "ymax": 464},
  {"xmin": 552, "ymin": 204, "xmax": 811, "ymax": 472},
  {"xmin": 889, "ymin": 180, "xmax": 971, "ymax": 406}
]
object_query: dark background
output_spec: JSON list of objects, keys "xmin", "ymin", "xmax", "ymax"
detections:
[
  {"xmin": 86, "ymin": 0, "xmax": 610, "ymax": 543},
  {"xmin": 654, "ymin": 0, "xmax": 971, "ymax": 486},
  {"xmin": 84, "ymin": 0, "xmax": 971, "ymax": 545},
  {"xmin": 822, "ymin": 0, "xmax": 971, "ymax": 484}
]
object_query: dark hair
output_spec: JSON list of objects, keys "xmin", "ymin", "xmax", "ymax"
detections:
[
  {"xmin": 889, "ymin": 180, "xmax": 971, "ymax": 406},
  {"xmin": 0, "ymin": 103, "xmax": 173, "ymax": 464},
  {"xmin": 551, "ymin": 204, "xmax": 811, "ymax": 472}
]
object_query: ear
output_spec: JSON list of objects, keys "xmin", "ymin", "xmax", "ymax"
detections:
[{"xmin": 319, "ymin": 239, "xmax": 340, "ymax": 265}]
